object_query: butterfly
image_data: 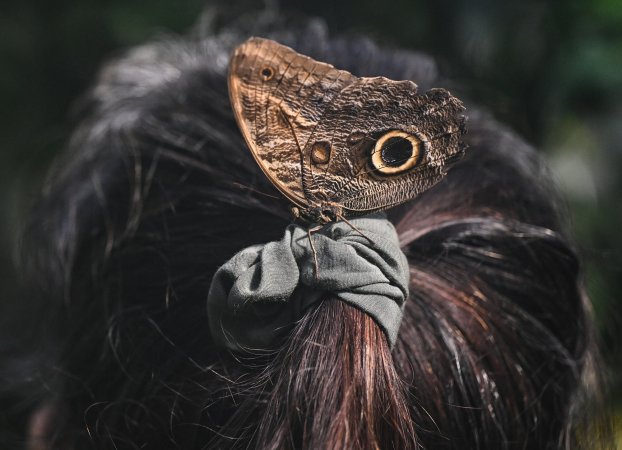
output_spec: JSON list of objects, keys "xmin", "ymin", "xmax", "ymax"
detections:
[{"xmin": 228, "ymin": 37, "xmax": 466, "ymax": 224}]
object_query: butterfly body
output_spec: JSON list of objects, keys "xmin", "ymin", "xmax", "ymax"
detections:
[
  {"xmin": 228, "ymin": 37, "xmax": 466, "ymax": 224},
  {"xmin": 291, "ymin": 202, "xmax": 342, "ymax": 225}
]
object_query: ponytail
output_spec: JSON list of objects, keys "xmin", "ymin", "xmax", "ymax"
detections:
[{"xmin": 254, "ymin": 301, "xmax": 416, "ymax": 450}]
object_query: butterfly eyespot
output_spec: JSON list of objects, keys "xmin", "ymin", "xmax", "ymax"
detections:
[
  {"xmin": 261, "ymin": 67, "xmax": 275, "ymax": 80},
  {"xmin": 310, "ymin": 141, "xmax": 331, "ymax": 165},
  {"xmin": 371, "ymin": 130, "xmax": 423, "ymax": 175}
]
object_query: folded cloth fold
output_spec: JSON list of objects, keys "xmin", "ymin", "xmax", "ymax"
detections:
[{"xmin": 207, "ymin": 213, "xmax": 409, "ymax": 351}]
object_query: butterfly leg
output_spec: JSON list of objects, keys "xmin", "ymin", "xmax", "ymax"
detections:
[
  {"xmin": 307, "ymin": 225, "xmax": 322, "ymax": 279},
  {"xmin": 336, "ymin": 213, "xmax": 373, "ymax": 244}
]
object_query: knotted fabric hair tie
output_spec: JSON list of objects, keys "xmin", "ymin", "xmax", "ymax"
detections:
[{"xmin": 207, "ymin": 213, "xmax": 409, "ymax": 351}]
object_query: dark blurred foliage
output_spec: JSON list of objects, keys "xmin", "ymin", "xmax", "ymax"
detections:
[{"xmin": 1, "ymin": 0, "xmax": 620, "ymax": 428}]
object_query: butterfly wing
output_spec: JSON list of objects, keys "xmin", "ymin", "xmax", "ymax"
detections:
[
  {"xmin": 228, "ymin": 37, "xmax": 356, "ymax": 209},
  {"xmin": 229, "ymin": 38, "xmax": 466, "ymax": 219},
  {"xmin": 297, "ymin": 77, "xmax": 466, "ymax": 216}
]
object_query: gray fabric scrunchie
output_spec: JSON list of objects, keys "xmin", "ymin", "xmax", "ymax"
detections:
[{"xmin": 207, "ymin": 213, "xmax": 409, "ymax": 351}]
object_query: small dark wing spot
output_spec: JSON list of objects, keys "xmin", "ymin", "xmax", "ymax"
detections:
[
  {"xmin": 261, "ymin": 67, "xmax": 274, "ymax": 80},
  {"xmin": 310, "ymin": 141, "xmax": 331, "ymax": 165},
  {"xmin": 347, "ymin": 131, "xmax": 366, "ymax": 145}
]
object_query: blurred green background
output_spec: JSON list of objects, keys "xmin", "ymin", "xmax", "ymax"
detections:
[{"xmin": 1, "ymin": 0, "xmax": 620, "ymax": 434}]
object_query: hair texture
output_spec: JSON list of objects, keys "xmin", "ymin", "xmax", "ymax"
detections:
[{"xmin": 2, "ymin": 12, "xmax": 610, "ymax": 450}]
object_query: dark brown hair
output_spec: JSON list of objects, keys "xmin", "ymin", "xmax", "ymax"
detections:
[{"xmin": 2, "ymin": 15, "xmax": 610, "ymax": 450}]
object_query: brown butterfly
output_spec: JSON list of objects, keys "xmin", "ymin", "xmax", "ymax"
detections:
[{"xmin": 228, "ymin": 37, "xmax": 466, "ymax": 224}]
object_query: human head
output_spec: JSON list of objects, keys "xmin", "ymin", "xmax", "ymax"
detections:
[{"xmin": 7, "ymin": 15, "xmax": 608, "ymax": 450}]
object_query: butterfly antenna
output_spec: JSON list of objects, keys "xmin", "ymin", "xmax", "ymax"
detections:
[{"xmin": 231, "ymin": 182, "xmax": 281, "ymax": 199}]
